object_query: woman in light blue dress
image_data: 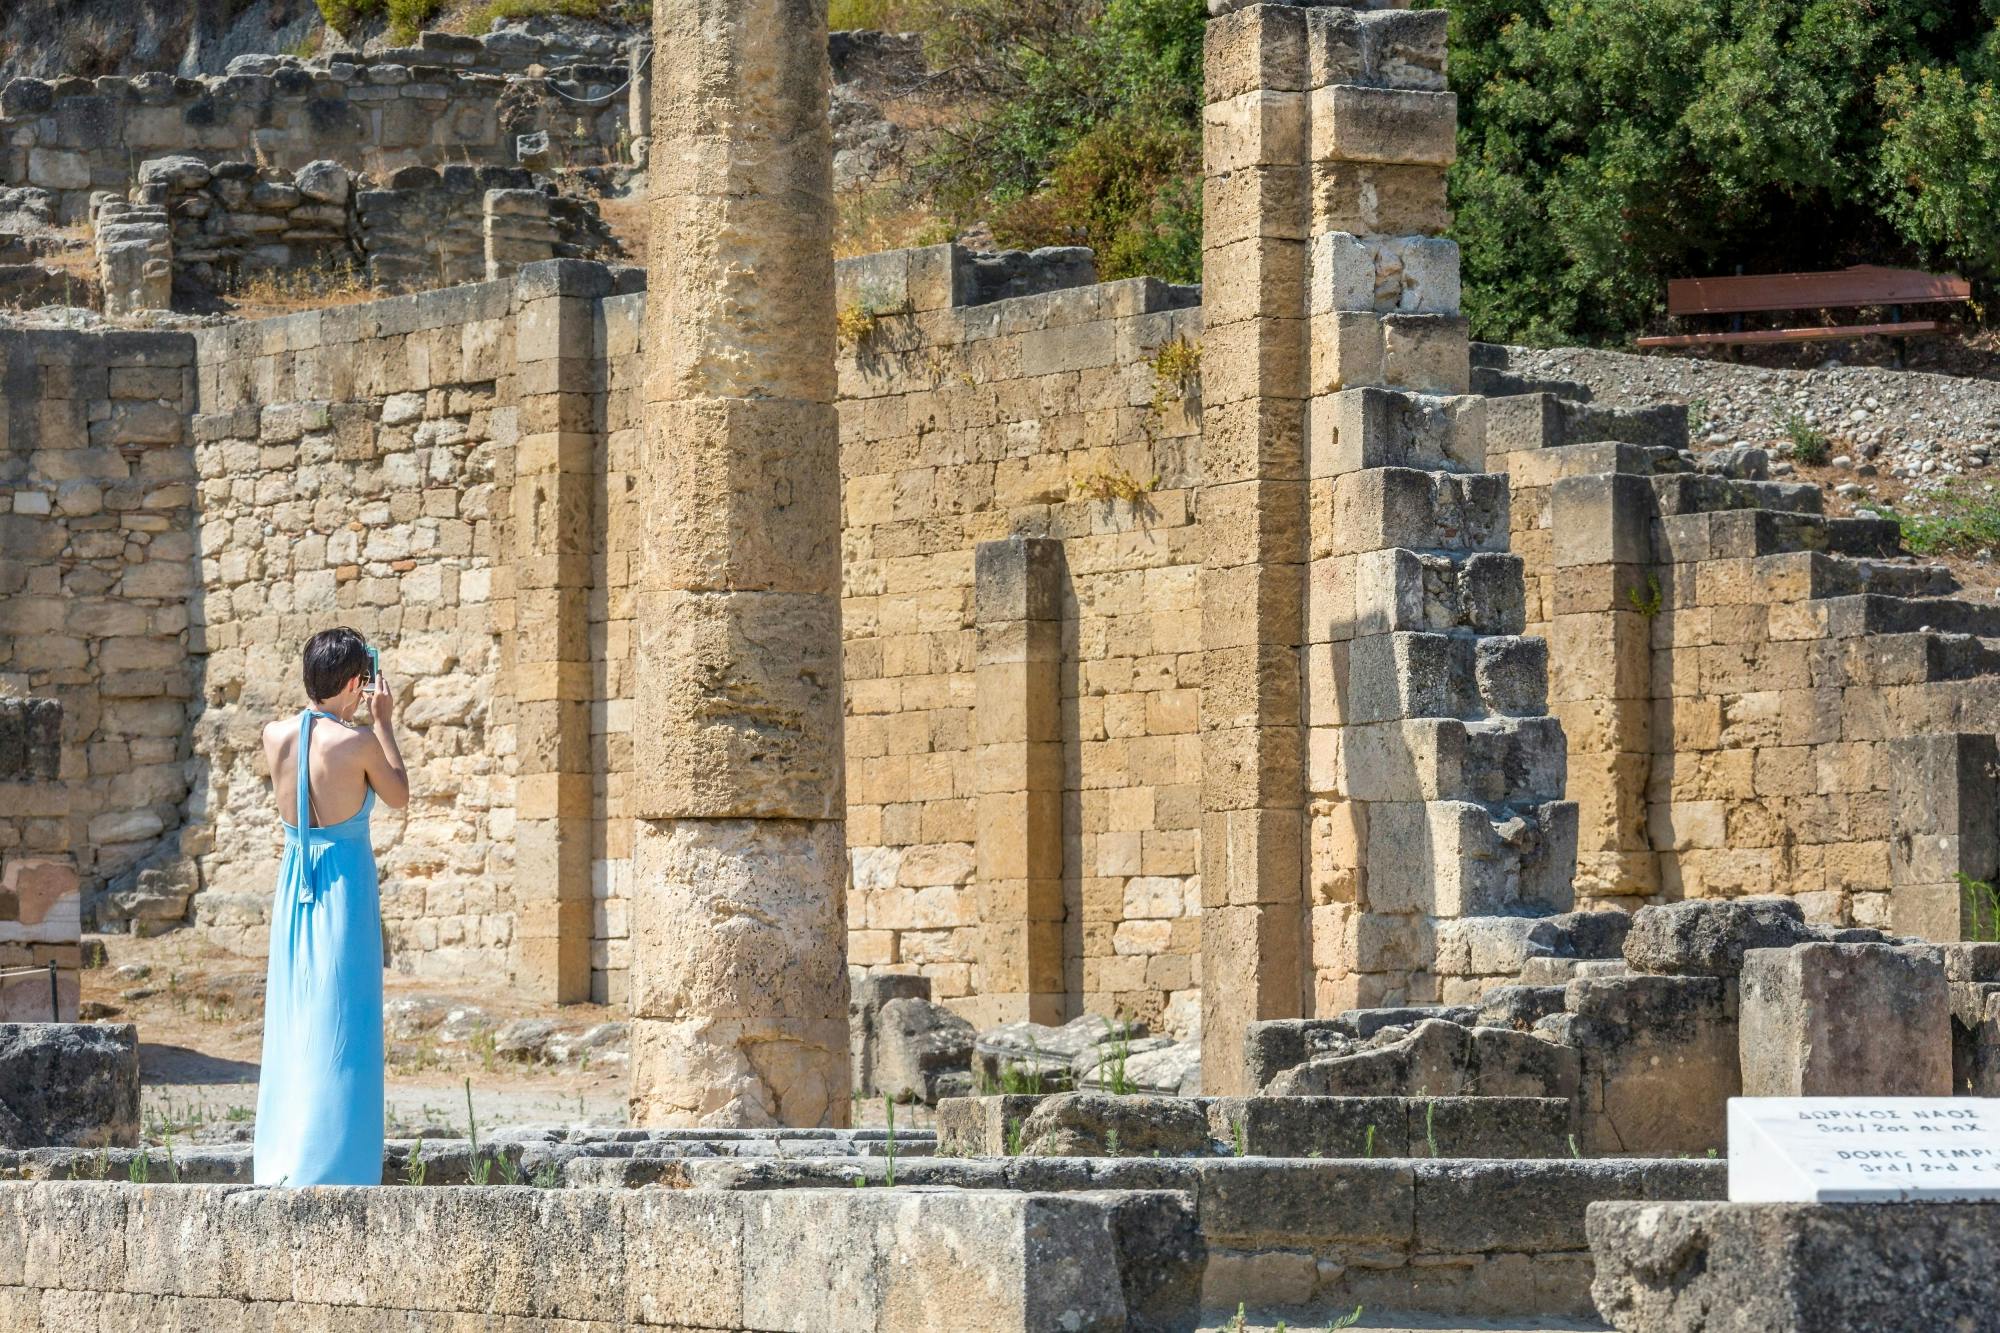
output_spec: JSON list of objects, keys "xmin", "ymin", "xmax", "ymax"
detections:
[{"xmin": 253, "ymin": 627, "xmax": 409, "ymax": 1186}]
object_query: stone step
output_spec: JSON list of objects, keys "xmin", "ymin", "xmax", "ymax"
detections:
[
  {"xmin": 1659, "ymin": 506, "xmax": 1903, "ymax": 562},
  {"xmin": 1504, "ymin": 439, "xmax": 1688, "ymax": 487},
  {"xmin": 1846, "ymin": 631, "xmax": 2000, "ymax": 686},
  {"xmin": 1360, "ymin": 798, "xmax": 1579, "ymax": 919},
  {"xmin": 1315, "ymin": 467, "xmax": 1511, "ymax": 557},
  {"xmin": 1339, "ymin": 547, "xmax": 1528, "ymax": 638},
  {"xmin": 1341, "ymin": 715, "xmax": 1568, "ymax": 806},
  {"xmin": 1347, "ymin": 630, "xmax": 1548, "ymax": 723},
  {"xmin": 1312, "ymin": 385, "xmax": 1487, "ymax": 476},
  {"xmin": 1650, "ymin": 471, "xmax": 1823, "ymax": 517},
  {"xmin": 1486, "ymin": 391, "xmax": 1689, "ymax": 454},
  {"xmin": 1812, "ymin": 593, "xmax": 2000, "ymax": 640},
  {"xmin": 933, "ymin": 1091, "xmax": 1575, "ymax": 1159}
]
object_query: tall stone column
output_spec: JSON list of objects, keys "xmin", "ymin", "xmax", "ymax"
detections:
[{"xmin": 628, "ymin": 0, "xmax": 851, "ymax": 1126}]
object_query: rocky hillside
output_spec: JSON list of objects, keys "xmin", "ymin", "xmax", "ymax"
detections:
[{"xmin": 0, "ymin": 0, "xmax": 335, "ymax": 82}]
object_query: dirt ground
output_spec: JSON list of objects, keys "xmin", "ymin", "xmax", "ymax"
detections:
[{"xmin": 81, "ymin": 930, "xmax": 630, "ymax": 1145}]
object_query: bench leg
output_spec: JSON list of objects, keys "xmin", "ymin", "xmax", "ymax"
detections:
[{"xmin": 1892, "ymin": 336, "xmax": 1907, "ymax": 370}]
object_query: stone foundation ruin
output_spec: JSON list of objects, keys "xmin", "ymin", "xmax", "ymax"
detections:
[{"xmin": 3, "ymin": 0, "xmax": 1998, "ymax": 1327}]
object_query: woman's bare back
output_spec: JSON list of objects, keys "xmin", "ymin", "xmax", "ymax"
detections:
[{"xmin": 264, "ymin": 716, "xmax": 391, "ymax": 828}]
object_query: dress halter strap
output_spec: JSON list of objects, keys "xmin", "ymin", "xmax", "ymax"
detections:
[{"xmin": 296, "ymin": 708, "xmax": 316, "ymax": 833}]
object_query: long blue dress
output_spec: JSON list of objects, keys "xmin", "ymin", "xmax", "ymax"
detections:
[{"xmin": 253, "ymin": 707, "xmax": 384, "ymax": 1186}]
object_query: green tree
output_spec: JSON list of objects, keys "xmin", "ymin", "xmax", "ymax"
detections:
[
  {"xmin": 914, "ymin": 0, "xmax": 1207, "ymax": 282},
  {"xmin": 1443, "ymin": 0, "xmax": 2000, "ymax": 344}
]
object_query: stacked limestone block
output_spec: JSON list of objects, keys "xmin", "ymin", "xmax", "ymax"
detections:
[
  {"xmin": 828, "ymin": 245, "xmax": 1204, "ymax": 1036},
  {"xmin": 1298, "ymin": 9, "xmax": 1579, "ymax": 1011},
  {"xmin": 92, "ymin": 200, "xmax": 171, "ymax": 317},
  {"xmin": 629, "ymin": 0, "xmax": 852, "ymax": 1126},
  {"xmin": 136, "ymin": 156, "xmax": 358, "ymax": 299},
  {"xmin": 1491, "ymin": 390, "xmax": 2000, "ymax": 933},
  {"xmin": 0, "ymin": 329, "xmax": 198, "ymax": 901},
  {"xmin": 0, "ymin": 41, "xmax": 637, "ymax": 227}
]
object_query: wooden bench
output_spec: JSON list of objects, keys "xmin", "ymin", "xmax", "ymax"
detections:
[{"xmin": 1636, "ymin": 264, "xmax": 1971, "ymax": 361}]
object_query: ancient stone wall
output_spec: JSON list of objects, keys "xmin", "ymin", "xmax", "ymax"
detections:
[
  {"xmin": 183, "ymin": 283, "xmax": 521, "ymax": 976},
  {"xmin": 0, "ymin": 328, "xmax": 197, "ymax": 911},
  {"xmin": 0, "ymin": 35, "xmax": 636, "ymax": 226},
  {"xmin": 833, "ymin": 246, "xmax": 1205, "ymax": 1036},
  {"xmin": 0, "ymin": 698, "xmax": 78, "ymax": 1022},
  {"xmin": 1493, "ymin": 396, "xmax": 2000, "ymax": 932}
]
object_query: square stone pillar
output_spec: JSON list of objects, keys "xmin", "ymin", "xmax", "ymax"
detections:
[
  {"xmin": 971, "ymin": 536, "xmax": 1067, "ymax": 1028},
  {"xmin": 507, "ymin": 262, "xmax": 604, "ymax": 1004},
  {"xmin": 0, "ymin": 698, "xmax": 78, "ymax": 1022},
  {"xmin": 1740, "ymin": 943, "xmax": 1952, "ymax": 1095},
  {"xmin": 1199, "ymin": 3, "xmax": 1313, "ymax": 1094},
  {"xmin": 628, "ymin": 0, "xmax": 851, "ymax": 1127},
  {"xmin": 1551, "ymin": 471, "xmax": 1660, "ymax": 907}
]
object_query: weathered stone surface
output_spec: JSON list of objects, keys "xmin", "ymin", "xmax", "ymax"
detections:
[
  {"xmin": 1266, "ymin": 1019, "xmax": 1579, "ymax": 1100},
  {"xmin": 850, "ymin": 972, "xmax": 932, "ymax": 1098},
  {"xmin": 0, "ymin": 1180, "xmax": 1181, "ymax": 1331},
  {"xmin": 0, "ymin": 1024, "xmax": 138, "ymax": 1148},
  {"xmin": 873, "ymin": 996, "xmax": 975, "ymax": 1105},
  {"xmin": 1590, "ymin": 1201, "xmax": 2000, "ymax": 1332},
  {"xmin": 1739, "ymin": 943, "xmax": 1951, "ymax": 1096},
  {"xmin": 1622, "ymin": 897, "xmax": 1812, "ymax": 977},
  {"xmin": 1017, "ymin": 1092, "xmax": 1212, "ymax": 1157},
  {"xmin": 1547, "ymin": 975, "xmax": 1737, "ymax": 1155}
]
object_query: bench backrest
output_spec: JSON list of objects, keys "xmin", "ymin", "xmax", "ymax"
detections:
[{"xmin": 1666, "ymin": 265, "xmax": 1971, "ymax": 317}]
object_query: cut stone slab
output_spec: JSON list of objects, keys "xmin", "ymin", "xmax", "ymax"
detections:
[
  {"xmin": 1738, "ymin": 943, "xmax": 1951, "ymax": 1096},
  {"xmin": 0, "ymin": 1023, "xmax": 139, "ymax": 1148},
  {"xmin": 1265, "ymin": 1019, "xmax": 1579, "ymax": 1100},
  {"xmin": 1590, "ymin": 1200, "xmax": 2000, "ymax": 1332},
  {"xmin": 937, "ymin": 1094, "xmax": 1574, "ymax": 1159},
  {"xmin": 0, "ymin": 1180, "xmax": 1196, "ymax": 1332},
  {"xmin": 1018, "ymin": 1092, "xmax": 1213, "ymax": 1157},
  {"xmin": 1620, "ymin": 897, "xmax": 1811, "ymax": 977}
]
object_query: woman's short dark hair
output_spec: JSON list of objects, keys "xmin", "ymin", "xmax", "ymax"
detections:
[{"xmin": 303, "ymin": 627, "xmax": 370, "ymax": 703}]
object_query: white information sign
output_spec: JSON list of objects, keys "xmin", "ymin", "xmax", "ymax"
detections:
[{"xmin": 1729, "ymin": 1097, "xmax": 2000, "ymax": 1202}]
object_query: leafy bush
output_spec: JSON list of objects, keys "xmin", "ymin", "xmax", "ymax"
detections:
[
  {"xmin": 912, "ymin": 0, "xmax": 1206, "ymax": 283},
  {"xmin": 316, "ymin": 0, "xmax": 645, "ymax": 41},
  {"xmin": 1891, "ymin": 486, "xmax": 2000, "ymax": 557}
]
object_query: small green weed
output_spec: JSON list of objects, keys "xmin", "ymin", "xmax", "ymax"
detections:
[
  {"xmin": 1073, "ymin": 459, "xmax": 1158, "ymax": 505},
  {"xmin": 1231, "ymin": 1117, "xmax": 1248, "ymax": 1157},
  {"xmin": 1363, "ymin": 1123, "xmax": 1375, "ymax": 1159},
  {"xmin": 1424, "ymin": 1100, "xmax": 1438, "ymax": 1157},
  {"xmin": 464, "ymin": 1078, "xmax": 492, "ymax": 1187},
  {"xmin": 1005, "ymin": 1117, "xmax": 1025, "ymax": 1156},
  {"xmin": 1783, "ymin": 415, "xmax": 1831, "ymax": 466},
  {"xmin": 1626, "ymin": 572, "xmax": 1664, "ymax": 618},
  {"xmin": 1896, "ymin": 488, "xmax": 2000, "ymax": 558},
  {"xmin": 129, "ymin": 1152, "xmax": 149, "ymax": 1184},
  {"xmin": 1104, "ymin": 1127, "xmax": 1122, "ymax": 1154},
  {"xmin": 1963, "ymin": 874, "xmax": 2000, "ymax": 942},
  {"xmin": 405, "ymin": 1141, "xmax": 428, "ymax": 1187},
  {"xmin": 1568, "ymin": 1133, "xmax": 1581, "ymax": 1159},
  {"xmin": 1102, "ymin": 1021, "xmax": 1137, "ymax": 1096},
  {"xmin": 884, "ymin": 1094, "xmax": 897, "ymax": 1188},
  {"xmin": 1328, "ymin": 1306, "xmax": 1365, "ymax": 1331}
]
